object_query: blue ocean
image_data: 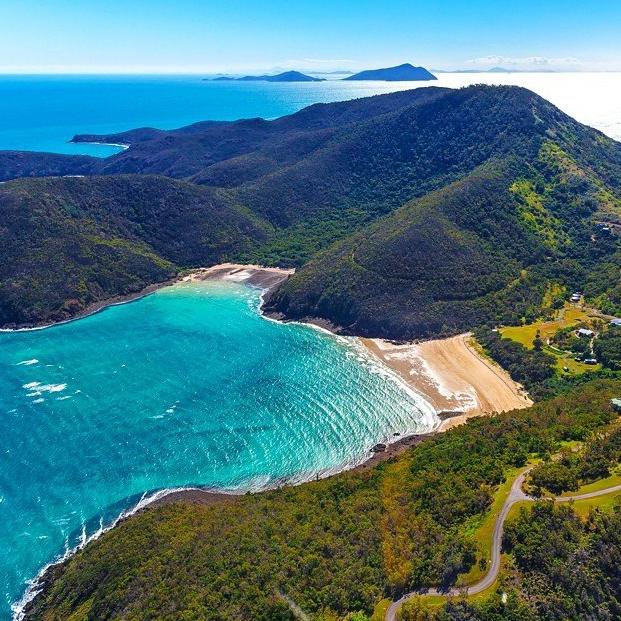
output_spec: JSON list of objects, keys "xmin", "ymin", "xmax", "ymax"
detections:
[
  {"xmin": 0, "ymin": 72, "xmax": 619, "ymax": 619},
  {"xmin": 0, "ymin": 74, "xmax": 427, "ymax": 157},
  {"xmin": 0, "ymin": 73, "xmax": 618, "ymax": 161},
  {"xmin": 1, "ymin": 282, "xmax": 436, "ymax": 619}
]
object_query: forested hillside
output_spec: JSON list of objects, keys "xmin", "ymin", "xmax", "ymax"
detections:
[
  {"xmin": 0, "ymin": 175, "xmax": 269, "ymax": 326},
  {"xmin": 23, "ymin": 379, "xmax": 621, "ymax": 621},
  {"xmin": 1, "ymin": 85, "xmax": 621, "ymax": 333},
  {"xmin": 265, "ymin": 91, "xmax": 621, "ymax": 338}
]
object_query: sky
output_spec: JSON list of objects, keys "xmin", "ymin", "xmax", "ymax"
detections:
[{"xmin": 1, "ymin": 0, "xmax": 620, "ymax": 73}]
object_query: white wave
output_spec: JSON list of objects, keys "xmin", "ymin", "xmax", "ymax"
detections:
[
  {"xmin": 16, "ymin": 359, "xmax": 39, "ymax": 366},
  {"xmin": 43, "ymin": 384, "xmax": 67, "ymax": 393},
  {"xmin": 11, "ymin": 484, "xmax": 207, "ymax": 621},
  {"xmin": 23, "ymin": 383, "xmax": 67, "ymax": 395},
  {"xmin": 32, "ymin": 399, "xmax": 44, "ymax": 404}
]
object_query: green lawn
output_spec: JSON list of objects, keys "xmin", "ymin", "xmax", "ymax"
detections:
[
  {"xmin": 499, "ymin": 304, "xmax": 603, "ymax": 376},
  {"xmin": 371, "ymin": 598, "xmax": 391, "ymax": 620},
  {"xmin": 500, "ymin": 305, "xmax": 599, "ymax": 349},
  {"xmin": 559, "ymin": 469, "xmax": 621, "ymax": 498},
  {"xmin": 570, "ymin": 490, "xmax": 621, "ymax": 518}
]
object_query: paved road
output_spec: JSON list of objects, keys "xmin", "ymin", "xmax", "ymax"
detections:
[
  {"xmin": 385, "ymin": 470, "xmax": 621, "ymax": 621},
  {"xmin": 556, "ymin": 482, "xmax": 621, "ymax": 502}
]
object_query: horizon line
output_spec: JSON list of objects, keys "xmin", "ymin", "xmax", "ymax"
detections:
[{"xmin": 0, "ymin": 68, "xmax": 619, "ymax": 76}]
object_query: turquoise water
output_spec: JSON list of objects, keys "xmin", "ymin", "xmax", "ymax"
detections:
[
  {"xmin": 1, "ymin": 281, "xmax": 436, "ymax": 619},
  {"xmin": 0, "ymin": 74, "xmax": 619, "ymax": 158}
]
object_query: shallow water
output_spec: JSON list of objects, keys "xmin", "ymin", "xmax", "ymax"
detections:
[
  {"xmin": 0, "ymin": 280, "xmax": 436, "ymax": 618},
  {"xmin": 0, "ymin": 73, "xmax": 619, "ymax": 157}
]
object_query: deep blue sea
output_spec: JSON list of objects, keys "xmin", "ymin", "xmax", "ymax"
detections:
[
  {"xmin": 0, "ymin": 74, "xmax": 435, "ymax": 157},
  {"xmin": 0, "ymin": 73, "xmax": 619, "ymax": 159},
  {"xmin": 1, "ymin": 72, "xmax": 620, "ymax": 619}
]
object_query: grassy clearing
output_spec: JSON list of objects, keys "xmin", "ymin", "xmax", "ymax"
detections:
[
  {"xmin": 570, "ymin": 490, "xmax": 621, "ymax": 518},
  {"xmin": 500, "ymin": 304, "xmax": 603, "ymax": 375},
  {"xmin": 508, "ymin": 475, "xmax": 621, "ymax": 522},
  {"xmin": 500, "ymin": 304, "xmax": 598, "ymax": 349},
  {"xmin": 559, "ymin": 469, "xmax": 621, "ymax": 498},
  {"xmin": 371, "ymin": 598, "xmax": 391, "ymax": 620}
]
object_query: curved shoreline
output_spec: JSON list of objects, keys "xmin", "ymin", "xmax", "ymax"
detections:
[
  {"xmin": 0, "ymin": 278, "xmax": 177, "ymax": 332},
  {"xmin": 11, "ymin": 264, "xmax": 438, "ymax": 620},
  {"xmin": 11, "ymin": 263, "xmax": 527, "ymax": 620},
  {"xmin": 68, "ymin": 140, "xmax": 130, "ymax": 151},
  {"xmin": 14, "ymin": 430, "xmax": 434, "ymax": 621},
  {"xmin": 0, "ymin": 263, "xmax": 292, "ymax": 333}
]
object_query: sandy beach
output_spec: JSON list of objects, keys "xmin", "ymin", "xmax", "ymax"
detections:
[
  {"xmin": 363, "ymin": 334, "xmax": 532, "ymax": 431},
  {"xmin": 188, "ymin": 264, "xmax": 532, "ymax": 434},
  {"xmin": 181, "ymin": 262, "xmax": 295, "ymax": 289}
]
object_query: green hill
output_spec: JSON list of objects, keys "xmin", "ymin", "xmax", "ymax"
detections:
[
  {"xmin": 1, "ymin": 85, "xmax": 621, "ymax": 333},
  {"xmin": 22, "ymin": 380, "xmax": 621, "ymax": 621},
  {"xmin": 0, "ymin": 175, "xmax": 269, "ymax": 326},
  {"xmin": 263, "ymin": 91, "xmax": 621, "ymax": 338}
]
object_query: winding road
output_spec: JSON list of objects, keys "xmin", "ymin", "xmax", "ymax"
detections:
[{"xmin": 385, "ymin": 469, "xmax": 621, "ymax": 621}]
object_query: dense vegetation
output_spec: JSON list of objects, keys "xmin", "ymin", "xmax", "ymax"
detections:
[
  {"xmin": 474, "ymin": 328, "xmax": 556, "ymax": 399},
  {"xmin": 23, "ymin": 379, "xmax": 621, "ymax": 620},
  {"xmin": 0, "ymin": 150, "xmax": 98, "ymax": 181},
  {"xmin": 264, "ymin": 94, "xmax": 621, "ymax": 336},
  {"xmin": 401, "ymin": 502, "xmax": 621, "ymax": 621},
  {"xmin": 528, "ymin": 424, "xmax": 621, "ymax": 495},
  {"xmin": 595, "ymin": 324, "xmax": 621, "ymax": 369},
  {"xmin": 0, "ymin": 176, "xmax": 269, "ymax": 326},
  {"xmin": 266, "ymin": 114, "xmax": 621, "ymax": 338},
  {"xmin": 1, "ymin": 85, "xmax": 621, "ymax": 332}
]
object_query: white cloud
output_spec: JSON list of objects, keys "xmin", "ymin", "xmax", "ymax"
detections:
[{"xmin": 466, "ymin": 55, "xmax": 581, "ymax": 69}]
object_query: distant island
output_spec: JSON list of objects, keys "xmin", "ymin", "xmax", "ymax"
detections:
[
  {"xmin": 344, "ymin": 63, "xmax": 436, "ymax": 81},
  {"xmin": 209, "ymin": 70, "xmax": 324, "ymax": 83}
]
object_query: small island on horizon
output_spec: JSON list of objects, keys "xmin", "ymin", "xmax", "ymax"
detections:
[
  {"xmin": 343, "ymin": 63, "xmax": 437, "ymax": 81},
  {"xmin": 208, "ymin": 70, "xmax": 324, "ymax": 82},
  {"xmin": 205, "ymin": 64, "xmax": 438, "ymax": 83}
]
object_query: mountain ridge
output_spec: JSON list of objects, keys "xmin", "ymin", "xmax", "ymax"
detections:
[{"xmin": 1, "ymin": 85, "xmax": 620, "ymax": 334}]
